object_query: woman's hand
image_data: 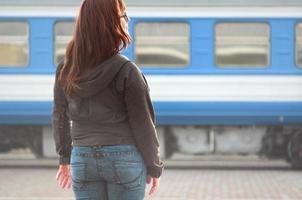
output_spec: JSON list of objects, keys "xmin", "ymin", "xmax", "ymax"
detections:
[
  {"xmin": 56, "ymin": 164, "xmax": 71, "ymax": 189},
  {"xmin": 146, "ymin": 175, "xmax": 160, "ymax": 196}
]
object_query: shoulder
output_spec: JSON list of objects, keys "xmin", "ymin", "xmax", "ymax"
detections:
[
  {"xmin": 115, "ymin": 54, "xmax": 141, "ymax": 79},
  {"xmin": 115, "ymin": 60, "xmax": 150, "ymax": 92},
  {"xmin": 125, "ymin": 61, "xmax": 146, "ymax": 81},
  {"xmin": 54, "ymin": 60, "xmax": 66, "ymax": 92},
  {"xmin": 125, "ymin": 61, "xmax": 142, "ymax": 76},
  {"xmin": 55, "ymin": 60, "xmax": 65, "ymax": 77},
  {"xmin": 126, "ymin": 62, "xmax": 150, "ymax": 91}
]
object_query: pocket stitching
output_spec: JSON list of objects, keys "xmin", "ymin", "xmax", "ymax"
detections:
[
  {"xmin": 112, "ymin": 160, "xmax": 143, "ymax": 190},
  {"xmin": 114, "ymin": 160, "xmax": 141, "ymax": 165}
]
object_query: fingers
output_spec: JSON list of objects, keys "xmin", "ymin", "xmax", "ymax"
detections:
[
  {"xmin": 58, "ymin": 174, "xmax": 71, "ymax": 189},
  {"xmin": 55, "ymin": 170, "xmax": 62, "ymax": 180},
  {"xmin": 66, "ymin": 177, "xmax": 72, "ymax": 189},
  {"xmin": 60, "ymin": 175, "xmax": 69, "ymax": 189},
  {"xmin": 149, "ymin": 177, "xmax": 160, "ymax": 197},
  {"xmin": 59, "ymin": 176, "xmax": 65, "ymax": 188},
  {"xmin": 56, "ymin": 166, "xmax": 71, "ymax": 190}
]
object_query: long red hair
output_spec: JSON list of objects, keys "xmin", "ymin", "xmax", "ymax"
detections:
[{"xmin": 58, "ymin": 0, "xmax": 131, "ymax": 98}]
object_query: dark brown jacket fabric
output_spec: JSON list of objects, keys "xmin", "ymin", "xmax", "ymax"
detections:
[{"xmin": 52, "ymin": 54, "xmax": 164, "ymax": 177}]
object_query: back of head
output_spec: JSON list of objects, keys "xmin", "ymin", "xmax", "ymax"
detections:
[{"xmin": 59, "ymin": 0, "xmax": 131, "ymax": 98}]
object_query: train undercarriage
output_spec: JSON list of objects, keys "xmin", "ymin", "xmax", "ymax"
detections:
[
  {"xmin": 0, "ymin": 125, "xmax": 302, "ymax": 169},
  {"xmin": 158, "ymin": 125, "xmax": 302, "ymax": 168}
]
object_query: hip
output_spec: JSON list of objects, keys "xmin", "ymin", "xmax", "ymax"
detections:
[{"xmin": 70, "ymin": 144, "xmax": 147, "ymax": 191}]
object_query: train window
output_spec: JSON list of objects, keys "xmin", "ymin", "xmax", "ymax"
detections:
[
  {"xmin": 135, "ymin": 22, "xmax": 190, "ymax": 67},
  {"xmin": 54, "ymin": 21, "xmax": 75, "ymax": 65},
  {"xmin": 0, "ymin": 22, "xmax": 29, "ymax": 67},
  {"xmin": 215, "ymin": 23, "xmax": 270, "ymax": 68},
  {"xmin": 296, "ymin": 23, "xmax": 302, "ymax": 67}
]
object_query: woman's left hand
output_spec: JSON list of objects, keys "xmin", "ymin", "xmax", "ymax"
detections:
[{"xmin": 56, "ymin": 164, "xmax": 71, "ymax": 189}]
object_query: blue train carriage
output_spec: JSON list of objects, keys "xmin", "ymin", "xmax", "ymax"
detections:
[{"xmin": 0, "ymin": 0, "xmax": 302, "ymax": 168}]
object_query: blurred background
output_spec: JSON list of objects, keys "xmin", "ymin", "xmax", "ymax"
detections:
[{"xmin": 0, "ymin": 0, "xmax": 302, "ymax": 199}]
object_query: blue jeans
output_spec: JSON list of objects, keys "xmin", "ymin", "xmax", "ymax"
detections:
[{"xmin": 70, "ymin": 144, "xmax": 147, "ymax": 200}]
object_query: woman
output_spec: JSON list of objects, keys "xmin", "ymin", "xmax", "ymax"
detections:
[{"xmin": 52, "ymin": 0, "xmax": 164, "ymax": 199}]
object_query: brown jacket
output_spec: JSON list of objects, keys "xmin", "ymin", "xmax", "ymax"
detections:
[{"xmin": 52, "ymin": 54, "xmax": 164, "ymax": 177}]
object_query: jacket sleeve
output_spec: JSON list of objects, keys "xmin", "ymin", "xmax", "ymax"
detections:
[
  {"xmin": 124, "ymin": 62, "xmax": 164, "ymax": 178},
  {"xmin": 52, "ymin": 62, "xmax": 72, "ymax": 165}
]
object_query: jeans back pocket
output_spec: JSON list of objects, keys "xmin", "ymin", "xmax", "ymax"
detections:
[{"xmin": 113, "ymin": 160, "xmax": 144, "ymax": 190}]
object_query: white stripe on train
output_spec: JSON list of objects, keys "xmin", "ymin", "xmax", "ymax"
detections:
[{"xmin": 0, "ymin": 75, "xmax": 302, "ymax": 102}]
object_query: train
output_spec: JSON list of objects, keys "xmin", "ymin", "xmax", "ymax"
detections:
[{"xmin": 0, "ymin": 0, "xmax": 302, "ymax": 168}]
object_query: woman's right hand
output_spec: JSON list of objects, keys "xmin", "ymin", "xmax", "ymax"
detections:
[{"xmin": 146, "ymin": 175, "xmax": 160, "ymax": 196}]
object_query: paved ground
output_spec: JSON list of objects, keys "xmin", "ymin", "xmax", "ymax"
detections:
[{"xmin": 0, "ymin": 150, "xmax": 302, "ymax": 200}]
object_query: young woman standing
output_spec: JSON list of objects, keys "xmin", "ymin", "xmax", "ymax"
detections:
[{"xmin": 52, "ymin": 0, "xmax": 164, "ymax": 199}]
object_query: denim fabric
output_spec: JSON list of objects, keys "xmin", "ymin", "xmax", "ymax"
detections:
[{"xmin": 70, "ymin": 144, "xmax": 147, "ymax": 200}]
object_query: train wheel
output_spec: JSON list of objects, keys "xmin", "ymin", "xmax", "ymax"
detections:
[
  {"xmin": 26, "ymin": 128, "xmax": 43, "ymax": 158},
  {"xmin": 157, "ymin": 126, "xmax": 175, "ymax": 160},
  {"xmin": 287, "ymin": 132, "xmax": 302, "ymax": 169},
  {"xmin": 164, "ymin": 126, "xmax": 178, "ymax": 159}
]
